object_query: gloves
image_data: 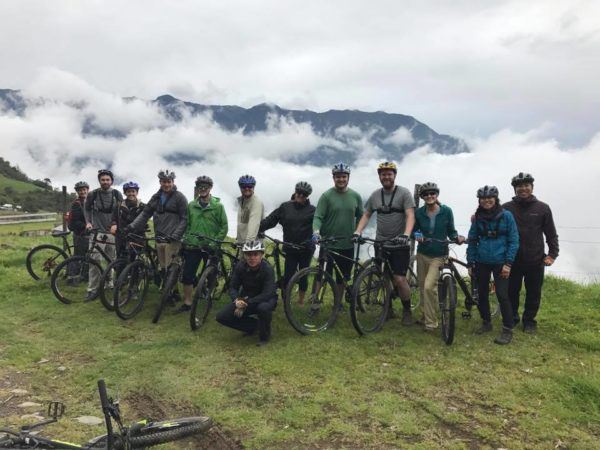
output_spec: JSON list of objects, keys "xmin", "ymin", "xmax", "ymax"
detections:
[
  {"xmin": 311, "ymin": 232, "xmax": 321, "ymax": 244},
  {"xmin": 394, "ymin": 234, "xmax": 410, "ymax": 246}
]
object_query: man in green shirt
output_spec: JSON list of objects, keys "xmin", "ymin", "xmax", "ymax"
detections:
[{"xmin": 312, "ymin": 162, "xmax": 363, "ymax": 292}]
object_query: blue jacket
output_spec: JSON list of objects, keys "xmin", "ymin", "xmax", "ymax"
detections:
[{"xmin": 467, "ymin": 209, "xmax": 519, "ymax": 266}]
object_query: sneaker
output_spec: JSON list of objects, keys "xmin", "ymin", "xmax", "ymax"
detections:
[
  {"xmin": 85, "ymin": 290, "xmax": 98, "ymax": 302},
  {"xmin": 494, "ymin": 327, "xmax": 513, "ymax": 345},
  {"xmin": 523, "ymin": 322, "xmax": 537, "ymax": 334},
  {"xmin": 401, "ymin": 310, "xmax": 412, "ymax": 326},
  {"xmin": 175, "ymin": 304, "xmax": 191, "ymax": 313},
  {"xmin": 475, "ymin": 321, "xmax": 492, "ymax": 334}
]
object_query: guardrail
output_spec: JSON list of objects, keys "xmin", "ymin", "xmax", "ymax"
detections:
[{"xmin": 0, "ymin": 213, "xmax": 59, "ymax": 225}]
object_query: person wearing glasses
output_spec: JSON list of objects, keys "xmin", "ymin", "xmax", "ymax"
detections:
[
  {"xmin": 412, "ymin": 182, "xmax": 464, "ymax": 332},
  {"xmin": 467, "ymin": 185, "xmax": 519, "ymax": 345},
  {"xmin": 236, "ymin": 174, "xmax": 264, "ymax": 243},
  {"xmin": 354, "ymin": 161, "xmax": 415, "ymax": 325},
  {"xmin": 259, "ymin": 181, "xmax": 316, "ymax": 303},
  {"xmin": 84, "ymin": 169, "xmax": 123, "ymax": 300}
]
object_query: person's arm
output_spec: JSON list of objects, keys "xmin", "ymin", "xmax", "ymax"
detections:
[
  {"xmin": 312, "ymin": 194, "xmax": 327, "ymax": 233},
  {"xmin": 354, "ymin": 210, "xmax": 372, "ymax": 235},
  {"xmin": 543, "ymin": 206, "xmax": 559, "ymax": 264},
  {"xmin": 247, "ymin": 264, "xmax": 276, "ymax": 305},
  {"xmin": 84, "ymin": 193, "xmax": 94, "ymax": 229},
  {"xmin": 228, "ymin": 262, "xmax": 243, "ymax": 302},
  {"xmin": 504, "ymin": 212, "xmax": 519, "ymax": 266},
  {"xmin": 217, "ymin": 203, "xmax": 229, "ymax": 241},
  {"xmin": 259, "ymin": 204, "xmax": 281, "ymax": 233},
  {"xmin": 403, "ymin": 207, "xmax": 415, "ymax": 236},
  {"xmin": 129, "ymin": 199, "xmax": 154, "ymax": 232},
  {"xmin": 182, "ymin": 203, "xmax": 193, "ymax": 245},
  {"xmin": 246, "ymin": 199, "xmax": 263, "ymax": 240},
  {"xmin": 354, "ymin": 193, "xmax": 364, "ymax": 221},
  {"xmin": 171, "ymin": 194, "xmax": 188, "ymax": 240}
]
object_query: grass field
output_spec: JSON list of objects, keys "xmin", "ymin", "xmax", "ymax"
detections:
[
  {"xmin": 0, "ymin": 174, "xmax": 42, "ymax": 194},
  {"xmin": 0, "ymin": 222, "xmax": 599, "ymax": 449}
]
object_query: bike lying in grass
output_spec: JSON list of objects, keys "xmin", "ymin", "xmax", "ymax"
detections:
[{"xmin": 0, "ymin": 379, "xmax": 212, "ymax": 449}]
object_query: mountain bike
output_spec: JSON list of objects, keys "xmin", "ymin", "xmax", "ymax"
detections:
[
  {"xmin": 25, "ymin": 230, "xmax": 73, "ymax": 281},
  {"xmin": 284, "ymin": 236, "xmax": 364, "ymax": 335},
  {"xmin": 0, "ymin": 379, "xmax": 212, "ymax": 449},
  {"xmin": 262, "ymin": 233, "xmax": 311, "ymax": 298},
  {"xmin": 50, "ymin": 229, "xmax": 116, "ymax": 304},
  {"xmin": 188, "ymin": 234, "xmax": 240, "ymax": 331},
  {"xmin": 112, "ymin": 234, "xmax": 161, "ymax": 320}
]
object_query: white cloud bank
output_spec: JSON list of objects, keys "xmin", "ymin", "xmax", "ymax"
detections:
[{"xmin": 1, "ymin": 70, "xmax": 599, "ymax": 282}]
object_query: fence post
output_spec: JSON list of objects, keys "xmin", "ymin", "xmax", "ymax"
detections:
[{"xmin": 62, "ymin": 186, "xmax": 67, "ymax": 231}]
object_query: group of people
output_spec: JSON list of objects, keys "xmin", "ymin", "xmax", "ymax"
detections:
[{"xmin": 66, "ymin": 162, "xmax": 559, "ymax": 346}]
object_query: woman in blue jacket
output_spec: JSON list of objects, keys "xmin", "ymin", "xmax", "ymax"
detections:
[{"xmin": 467, "ymin": 185, "xmax": 519, "ymax": 345}]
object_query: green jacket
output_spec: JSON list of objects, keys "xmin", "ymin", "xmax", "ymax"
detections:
[
  {"xmin": 182, "ymin": 196, "xmax": 228, "ymax": 248},
  {"xmin": 414, "ymin": 204, "xmax": 458, "ymax": 257}
]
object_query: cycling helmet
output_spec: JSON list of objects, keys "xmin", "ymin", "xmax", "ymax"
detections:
[
  {"xmin": 97, "ymin": 169, "xmax": 114, "ymax": 180},
  {"xmin": 295, "ymin": 181, "xmax": 313, "ymax": 196},
  {"xmin": 242, "ymin": 239, "xmax": 265, "ymax": 253},
  {"xmin": 511, "ymin": 172, "xmax": 535, "ymax": 187},
  {"xmin": 122, "ymin": 181, "xmax": 139, "ymax": 192},
  {"xmin": 419, "ymin": 182, "xmax": 440, "ymax": 197},
  {"xmin": 74, "ymin": 181, "xmax": 89, "ymax": 190},
  {"xmin": 377, "ymin": 161, "xmax": 397, "ymax": 174},
  {"xmin": 477, "ymin": 185, "xmax": 499, "ymax": 198},
  {"xmin": 332, "ymin": 162, "xmax": 351, "ymax": 175},
  {"xmin": 195, "ymin": 175, "xmax": 213, "ymax": 187},
  {"xmin": 238, "ymin": 174, "xmax": 256, "ymax": 187},
  {"xmin": 158, "ymin": 169, "xmax": 175, "ymax": 181}
]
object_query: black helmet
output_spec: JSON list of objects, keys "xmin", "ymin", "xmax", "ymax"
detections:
[
  {"xmin": 195, "ymin": 175, "xmax": 213, "ymax": 187},
  {"xmin": 97, "ymin": 169, "xmax": 114, "ymax": 180},
  {"xmin": 158, "ymin": 169, "xmax": 175, "ymax": 181},
  {"xmin": 419, "ymin": 182, "xmax": 439, "ymax": 197},
  {"xmin": 511, "ymin": 172, "xmax": 534, "ymax": 187},
  {"xmin": 74, "ymin": 181, "xmax": 89, "ymax": 190},
  {"xmin": 477, "ymin": 185, "xmax": 499, "ymax": 198},
  {"xmin": 295, "ymin": 181, "xmax": 312, "ymax": 196}
]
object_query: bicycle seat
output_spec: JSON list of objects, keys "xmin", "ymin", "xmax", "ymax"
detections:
[{"xmin": 51, "ymin": 230, "xmax": 71, "ymax": 237}]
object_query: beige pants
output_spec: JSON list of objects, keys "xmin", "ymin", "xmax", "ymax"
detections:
[
  {"xmin": 88, "ymin": 233, "xmax": 116, "ymax": 292},
  {"xmin": 156, "ymin": 242, "xmax": 182, "ymax": 270},
  {"xmin": 416, "ymin": 253, "xmax": 445, "ymax": 329}
]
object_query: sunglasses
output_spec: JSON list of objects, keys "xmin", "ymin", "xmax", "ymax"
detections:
[
  {"xmin": 422, "ymin": 192, "xmax": 437, "ymax": 197},
  {"xmin": 295, "ymin": 191, "xmax": 308, "ymax": 197},
  {"xmin": 197, "ymin": 184, "xmax": 211, "ymax": 190}
]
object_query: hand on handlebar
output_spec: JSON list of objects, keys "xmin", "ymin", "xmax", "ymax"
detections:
[
  {"xmin": 393, "ymin": 234, "xmax": 410, "ymax": 247},
  {"xmin": 413, "ymin": 231, "xmax": 424, "ymax": 242},
  {"xmin": 311, "ymin": 232, "xmax": 321, "ymax": 244},
  {"xmin": 455, "ymin": 235, "xmax": 466, "ymax": 245}
]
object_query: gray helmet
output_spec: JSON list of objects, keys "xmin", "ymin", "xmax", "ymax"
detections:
[
  {"xmin": 332, "ymin": 162, "xmax": 351, "ymax": 175},
  {"xmin": 158, "ymin": 169, "xmax": 175, "ymax": 181},
  {"xmin": 74, "ymin": 181, "xmax": 89, "ymax": 190},
  {"xmin": 195, "ymin": 175, "xmax": 213, "ymax": 187},
  {"xmin": 419, "ymin": 182, "xmax": 439, "ymax": 197},
  {"xmin": 511, "ymin": 172, "xmax": 534, "ymax": 187},
  {"xmin": 295, "ymin": 181, "xmax": 312, "ymax": 196},
  {"xmin": 242, "ymin": 239, "xmax": 265, "ymax": 253},
  {"xmin": 477, "ymin": 185, "xmax": 499, "ymax": 198}
]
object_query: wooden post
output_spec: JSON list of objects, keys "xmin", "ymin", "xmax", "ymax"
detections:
[{"xmin": 61, "ymin": 186, "xmax": 67, "ymax": 231}]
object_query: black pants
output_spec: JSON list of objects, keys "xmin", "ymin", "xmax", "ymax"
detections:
[
  {"xmin": 69, "ymin": 234, "xmax": 89, "ymax": 279},
  {"xmin": 216, "ymin": 297, "xmax": 277, "ymax": 341},
  {"xmin": 284, "ymin": 249, "xmax": 313, "ymax": 291},
  {"xmin": 508, "ymin": 262, "xmax": 545, "ymax": 326},
  {"xmin": 321, "ymin": 247, "xmax": 354, "ymax": 283},
  {"xmin": 475, "ymin": 263, "xmax": 513, "ymax": 329}
]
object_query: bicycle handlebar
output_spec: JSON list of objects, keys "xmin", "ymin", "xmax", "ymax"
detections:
[
  {"xmin": 189, "ymin": 233, "xmax": 239, "ymax": 248},
  {"xmin": 262, "ymin": 233, "xmax": 310, "ymax": 250}
]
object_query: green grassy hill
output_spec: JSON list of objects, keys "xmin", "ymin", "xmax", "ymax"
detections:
[
  {"xmin": 0, "ymin": 173, "xmax": 43, "ymax": 194},
  {"xmin": 0, "ymin": 223, "xmax": 598, "ymax": 449}
]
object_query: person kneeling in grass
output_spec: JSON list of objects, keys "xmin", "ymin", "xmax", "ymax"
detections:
[{"xmin": 216, "ymin": 240, "xmax": 277, "ymax": 346}]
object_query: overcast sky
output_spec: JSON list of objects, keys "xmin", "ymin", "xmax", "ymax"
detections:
[{"xmin": 1, "ymin": 0, "xmax": 599, "ymax": 145}]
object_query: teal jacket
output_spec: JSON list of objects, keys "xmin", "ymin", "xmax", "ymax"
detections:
[
  {"xmin": 414, "ymin": 204, "xmax": 458, "ymax": 257},
  {"xmin": 467, "ymin": 209, "xmax": 519, "ymax": 266},
  {"xmin": 182, "ymin": 196, "xmax": 228, "ymax": 248}
]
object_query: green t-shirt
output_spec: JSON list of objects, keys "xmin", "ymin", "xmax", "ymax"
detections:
[{"xmin": 313, "ymin": 188, "xmax": 363, "ymax": 249}]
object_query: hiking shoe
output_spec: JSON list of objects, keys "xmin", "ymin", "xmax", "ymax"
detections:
[
  {"xmin": 494, "ymin": 327, "xmax": 513, "ymax": 345},
  {"xmin": 475, "ymin": 321, "xmax": 492, "ymax": 334},
  {"xmin": 85, "ymin": 290, "xmax": 98, "ymax": 302},
  {"xmin": 401, "ymin": 309, "xmax": 413, "ymax": 326},
  {"xmin": 175, "ymin": 304, "xmax": 191, "ymax": 313},
  {"xmin": 523, "ymin": 322, "xmax": 537, "ymax": 334}
]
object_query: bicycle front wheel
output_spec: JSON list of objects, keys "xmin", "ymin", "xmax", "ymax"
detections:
[
  {"xmin": 406, "ymin": 256, "xmax": 420, "ymax": 310},
  {"xmin": 98, "ymin": 258, "xmax": 128, "ymax": 312},
  {"xmin": 128, "ymin": 416, "xmax": 212, "ymax": 448},
  {"xmin": 153, "ymin": 264, "xmax": 179, "ymax": 323},
  {"xmin": 190, "ymin": 266, "xmax": 218, "ymax": 331},
  {"xmin": 114, "ymin": 260, "xmax": 149, "ymax": 320},
  {"xmin": 50, "ymin": 256, "xmax": 102, "ymax": 304},
  {"xmin": 26, "ymin": 244, "xmax": 68, "ymax": 281},
  {"xmin": 439, "ymin": 274, "xmax": 457, "ymax": 345},
  {"xmin": 351, "ymin": 265, "xmax": 391, "ymax": 335},
  {"xmin": 284, "ymin": 266, "xmax": 340, "ymax": 335}
]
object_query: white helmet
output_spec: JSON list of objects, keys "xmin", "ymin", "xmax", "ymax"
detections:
[{"xmin": 242, "ymin": 240, "xmax": 265, "ymax": 253}]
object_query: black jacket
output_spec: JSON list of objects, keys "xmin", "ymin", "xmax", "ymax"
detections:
[
  {"xmin": 130, "ymin": 187, "xmax": 188, "ymax": 240},
  {"xmin": 503, "ymin": 195, "xmax": 559, "ymax": 265},
  {"xmin": 67, "ymin": 198, "xmax": 87, "ymax": 235},
  {"xmin": 112, "ymin": 200, "xmax": 145, "ymax": 230},
  {"xmin": 228, "ymin": 260, "xmax": 277, "ymax": 305},
  {"xmin": 259, "ymin": 199, "xmax": 315, "ymax": 251}
]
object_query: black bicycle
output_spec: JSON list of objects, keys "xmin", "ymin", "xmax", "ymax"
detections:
[
  {"xmin": 50, "ymin": 229, "xmax": 116, "ymax": 304},
  {"xmin": 0, "ymin": 379, "xmax": 212, "ymax": 449},
  {"xmin": 284, "ymin": 236, "xmax": 364, "ymax": 335},
  {"xmin": 25, "ymin": 229, "xmax": 73, "ymax": 281},
  {"xmin": 112, "ymin": 234, "xmax": 161, "ymax": 320},
  {"xmin": 188, "ymin": 234, "xmax": 240, "ymax": 331},
  {"xmin": 262, "ymin": 233, "xmax": 310, "ymax": 298}
]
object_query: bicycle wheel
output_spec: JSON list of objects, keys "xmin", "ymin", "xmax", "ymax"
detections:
[
  {"xmin": 190, "ymin": 266, "xmax": 218, "ymax": 331},
  {"xmin": 114, "ymin": 260, "xmax": 149, "ymax": 320},
  {"xmin": 439, "ymin": 274, "xmax": 457, "ymax": 345},
  {"xmin": 284, "ymin": 266, "xmax": 340, "ymax": 335},
  {"xmin": 128, "ymin": 416, "xmax": 212, "ymax": 448},
  {"xmin": 98, "ymin": 258, "xmax": 127, "ymax": 312},
  {"xmin": 406, "ymin": 256, "xmax": 420, "ymax": 310},
  {"xmin": 350, "ymin": 265, "xmax": 391, "ymax": 335},
  {"xmin": 213, "ymin": 253, "xmax": 238, "ymax": 302},
  {"xmin": 50, "ymin": 256, "xmax": 102, "ymax": 304},
  {"xmin": 153, "ymin": 264, "xmax": 179, "ymax": 323},
  {"xmin": 26, "ymin": 244, "xmax": 68, "ymax": 281}
]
